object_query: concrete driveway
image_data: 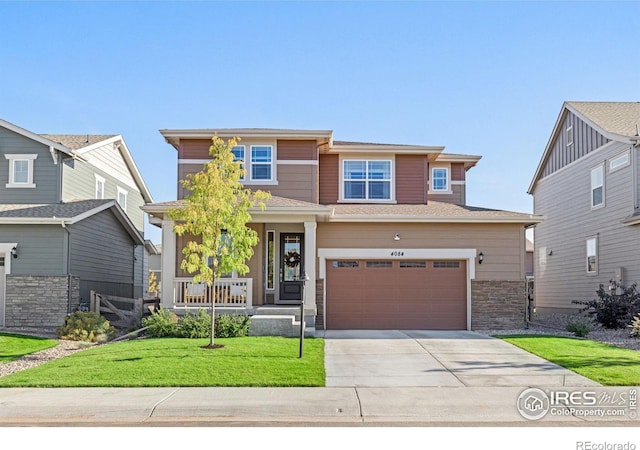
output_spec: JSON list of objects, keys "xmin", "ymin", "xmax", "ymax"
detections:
[{"xmin": 323, "ymin": 330, "xmax": 600, "ymax": 387}]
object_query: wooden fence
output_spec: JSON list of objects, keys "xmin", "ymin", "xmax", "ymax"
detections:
[{"xmin": 90, "ymin": 291, "xmax": 159, "ymax": 329}]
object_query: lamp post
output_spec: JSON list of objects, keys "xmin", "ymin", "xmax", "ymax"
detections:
[{"xmin": 299, "ymin": 273, "xmax": 309, "ymax": 358}]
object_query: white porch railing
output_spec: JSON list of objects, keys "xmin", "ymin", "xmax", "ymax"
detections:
[{"xmin": 173, "ymin": 278, "xmax": 253, "ymax": 309}]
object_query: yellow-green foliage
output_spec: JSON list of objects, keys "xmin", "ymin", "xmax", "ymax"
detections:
[{"xmin": 57, "ymin": 312, "xmax": 115, "ymax": 343}]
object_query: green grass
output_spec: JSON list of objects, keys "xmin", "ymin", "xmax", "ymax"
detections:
[
  {"xmin": 499, "ymin": 335, "xmax": 640, "ymax": 386},
  {"xmin": 0, "ymin": 336, "xmax": 325, "ymax": 387},
  {"xmin": 0, "ymin": 333, "xmax": 59, "ymax": 363}
]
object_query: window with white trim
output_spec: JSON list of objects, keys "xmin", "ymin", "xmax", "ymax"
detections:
[
  {"xmin": 586, "ymin": 237, "xmax": 598, "ymax": 274},
  {"xmin": 250, "ymin": 145, "xmax": 273, "ymax": 181},
  {"xmin": 95, "ymin": 175, "xmax": 105, "ymax": 199},
  {"xmin": 231, "ymin": 145, "xmax": 246, "ymax": 181},
  {"xmin": 343, "ymin": 160, "xmax": 391, "ymax": 200},
  {"xmin": 609, "ymin": 151, "xmax": 630, "ymax": 172},
  {"xmin": 566, "ymin": 125, "xmax": 573, "ymax": 147},
  {"xmin": 431, "ymin": 166, "xmax": 449, "ymax": 192},
  {"xmin": 5, "ymin": 154, "xmax": 37, "ymax": 188},
  {"xmin": 117, "ymin": 186, "xmax": 128, "ymax": 209},
  {"xmin": 590, "ymin": 164, "xmax": 604, "ymax": 208}
]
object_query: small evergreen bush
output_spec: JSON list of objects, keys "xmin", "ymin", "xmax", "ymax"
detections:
[
  {"xmin": 573, "ymin": 281, "xmax": 640, "ymax": 329},
  {"xmin": 177, "ymin": 309, "xmax": 211, "ymax": 338},
  {"xmin": 565, "ymin": 316, "xmax": 594, "ymax": 338},
  {"xmin": 142, "ymin": 309, "xmax": 178, "ymax": 338},
  {"xmin": 57, "ymin": 311, "xmax": 115, "ymax": 343},
  {"xmin": 629, "ymin": 315, "xmax": 640, "ymax": 338},
  {"xmin": 215, "ymin": 313, "xmax": 251, "ymax": 338}
]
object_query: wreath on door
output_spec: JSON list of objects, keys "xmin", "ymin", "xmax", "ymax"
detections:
[{"xmin": 284, "ymin": 250, "xmax": 301, "ymax": 268}]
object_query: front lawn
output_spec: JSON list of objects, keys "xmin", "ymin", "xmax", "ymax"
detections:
[
  {"xmin": 0, "ymin": 336, "xmax": 325, "ymax": 387},
  {"xmin": 0, "ymin": 333, "xmax": 59, "ymax": 363},
  {"xmin": 499, "ymin": 335, "xmax": 640, "ymax": 386}
]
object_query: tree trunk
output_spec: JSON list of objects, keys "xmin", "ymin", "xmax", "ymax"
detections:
[{"xmin": 209, "ymin": 276, "xmax": 216, "ymax": 347}]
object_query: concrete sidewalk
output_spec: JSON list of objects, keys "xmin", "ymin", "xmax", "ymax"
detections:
[{"xmin": 0, "ymin": 386, "xmax": 638, "ymax": 425}]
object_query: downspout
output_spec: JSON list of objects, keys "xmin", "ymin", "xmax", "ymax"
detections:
[
  {"xmin": 632, "ymin": 135, "xmax": 639, "ymax": 210},
  {"xmin": 61, "ymin": 220, "xmax": 72, "ymax": 314}
]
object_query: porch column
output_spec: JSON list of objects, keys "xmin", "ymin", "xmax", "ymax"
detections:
[
  {"xmin": 304, "ymin": 221, "xmax": 317, "ymax": 310},
  {"xmin": 161, "ymin": 218, "xmax": 176, "ymax": 309}
]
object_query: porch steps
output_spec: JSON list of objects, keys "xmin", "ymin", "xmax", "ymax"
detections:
[{"xmin": 249, "ymin": 306, "xmax": 315, "ymax": 337}]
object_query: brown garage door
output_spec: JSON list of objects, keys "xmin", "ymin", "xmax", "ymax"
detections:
[{"xmin": 326, "ymin": 260, "xmax": 467, "ymax": 330}]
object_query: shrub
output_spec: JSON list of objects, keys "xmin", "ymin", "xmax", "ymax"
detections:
[
  {"xmin": 57, "ymin": 311, "xmax": 115, "ymax": 343},
  {"xmin": 215, "ymin": 313, "xmax": 251, "ymax": 338},
  {"xmin": 573, "ymin": 281, "xmax": 640, "ymax": 329},
  {"xmin": 629, "ymin": 315, "xmax": 640, "ymax": 338},
  {"xmin": 565, "ymin": 315, "xmax": 594, "ymax": 338},
  {"xmin": 142, "ymin": 309, "xmax": 178, "ymax": 338},
  {"xmin": 177, "ymin": 309, "xmax": 211, "ymax": 338}
]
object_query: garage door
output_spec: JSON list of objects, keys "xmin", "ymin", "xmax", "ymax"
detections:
[{"xmin": 326, "ymin": 260, "xmax": 467, "ymax": 330}]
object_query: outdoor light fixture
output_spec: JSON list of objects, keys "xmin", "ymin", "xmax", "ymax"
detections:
[
  {"xmin": 547, "ymin": 249, "xmax": 553, "ymax": 256},
  {"xmin": 478, "ymin": 252, "xmax": 484, "ymax": 264},
  {"xmin": 11, "ymin": 246, "xmax": 17, "ymax": 259},
  {"xmin": 394, "ymin": 234, "xmax": 401, "ymax": 241}
]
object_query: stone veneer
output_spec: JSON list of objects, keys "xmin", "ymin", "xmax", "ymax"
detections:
[
  {"xmin": 4, "ymin": 275, "xmax": 80, "ymax": 328},
  {"xmin": 315, "ymin": 279, "xmax": 325, "ymax": 330},
  {"xmin": 471, "ymin": 280, "xmax": 527, "ymax": 330}
]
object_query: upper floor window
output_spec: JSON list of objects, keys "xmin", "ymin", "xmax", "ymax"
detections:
[
  {"xmin": 566, "ymin": 125, "xmax": 573, "ymax": 147},
  {"xmin": 586, "ymin": 236, "xmax": 598, "ymax": 274},
  {"xmin": 609, "ymin": 150, "xmax": 630, "ymax": 173},
  {"xmin": 117, "ymin": 186, "xmax": 128, "ymax": 209},
  {"xmin": 250, "ymin": 145, "xmax": 273, "ymax": 181},
  {"xmin": 231, "ymin": 145, "xmax": 246, "ymax": 181},
  {"xmin": 590, "ymin": 164, "xmax": 604, "ymax": 208},
  {"xmin": 343, "ymin": 160, "xmax": 391, "ymax": 200},
  {"xmin": 5, "ymin": 154, "xmax": 37, "ymax": 188},
  {"xmin": 431, "ymin": 166, "xmax": 449, "ymax": 192},
  {"xmin": 95, "ymin": 174, "xmax": 105, "ymax": 199}
]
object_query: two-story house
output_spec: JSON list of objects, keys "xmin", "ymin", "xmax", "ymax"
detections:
[
  {"xmin": 528, "ymin": 102, "xmax": 640, "ymax": 317},
  {"xmin": 0, "ymin": 118, "xmax": 153, "ymax": 329},
  {"xmin": 144, "ymin": 128, "xmax": 541, "ymax": 334}
]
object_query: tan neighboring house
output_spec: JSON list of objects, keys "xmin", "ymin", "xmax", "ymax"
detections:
[
  {"xmin": 143, "ymin": 128, "xmax": 542, "ymax": 334},
  {"xmin": 528, "ymin": 102, "xmax": 640, "ymax": 316}
]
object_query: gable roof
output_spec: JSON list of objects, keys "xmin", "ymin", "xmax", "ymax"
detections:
[
  {"xmin": 0, "ymin": 118, "xmax": 74, "ymax": 157},
  {"xmin": 0, "ymin": 200, "xmax": 144, "ymax": 244},
  {"xmin": 42, "ymin": 134, "xmax": 153, "ymax": 203},
  {"xmin": 528, "ymin": 101, "xmax": 640, "ymax": 193}
]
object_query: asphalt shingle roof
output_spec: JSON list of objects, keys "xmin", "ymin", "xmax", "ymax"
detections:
[
  {"xmin": 40, "ymin": 134, "xmax": 117, "ymax": 150},
  {"xmin": 566, "ymin": 102, "xmax": 640, "ymax": 138},
  {"xmin": 0, "ymin": 200, "xmax": 112, "ymax": 219}
]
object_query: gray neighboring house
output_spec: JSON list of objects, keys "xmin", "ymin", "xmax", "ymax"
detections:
[
  {"xmin": 528, "ymin": 102, "xmax": 640, "ymax": 316},
  {"xmin": 0, "ymin": 118, "xmax": 153, "ymax": 328}
]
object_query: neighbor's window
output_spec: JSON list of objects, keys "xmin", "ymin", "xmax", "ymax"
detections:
[
  {"xmin": 343, "ymin": 160, "xmax": 391, "ymax": 200},
  {"xmin": 117, "ymin": 186, "xmax": 128, "ymax": 209},
  {"xmin": 95, "ymin": 175, "xmax": 105, "ymax": 199},
  {"xmin": 609, "ymin": 151, "xmax": 630, "ymax": 172},
  {"xmin": 586, "ymin": 237, "xmax": 598, "ymax": 273},
  {"xmin": 590, "ymin": 164, "xmax": 604, "ymax": 208},
  {"xmin": 566, "ymin": 125, "xmax": 573, "ymax": 147},
  {"xmin": 431, "ymin": 167, "xmax": 449, "ymax": 192},
  {"xmin": 250, "ymin": 145, "xmax": 273, "ymax": 181},
  {"xmin": 231, "ymin": 145, "xmax": 246, "ymax": 181},
  {"xmin": 5, "ymin": 154, "xmax": 37, "ymax": 188}
]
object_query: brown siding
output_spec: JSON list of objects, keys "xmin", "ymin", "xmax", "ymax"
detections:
[
  {"xmin": 428, "ymin": 184, "xmax": 465, "ymax": 205},
  {"xmin": 451, "ymin": 163, "xmax": 465, "ymax": 181},
  {"xmin": 178, "ymin": 139, "xmax": 212, "ymax": 159},
  {"xmin": 395, "ymin": 155, "xmax": 427, "ymax": 204},
  {"xmin": 319, "ymin": 154, "xmax": 339, "ymax": 204},
  {"xmin": 277, "ymin": 140, "xmax": 317, "ymax": 160},
  {"xmin": 317, "ymin": 222, "xmax": 525, "ymax": 281}
]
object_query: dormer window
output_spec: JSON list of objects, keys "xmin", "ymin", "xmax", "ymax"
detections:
[
  {"xmin": 566, "ymin": 125, "xmax": 573, "ymax": 147},
  {"xmin": 342, "ymin": 159, "xmax": 392, "ymax": 201},
  {"xmin": 5, "ymin": 154, "xmax": 37, "ymax": 188}
]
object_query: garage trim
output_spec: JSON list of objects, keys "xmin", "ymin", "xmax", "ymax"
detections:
[{"xmin": 318, "ymin": 248, "xmax": 478, "ymax": 330}]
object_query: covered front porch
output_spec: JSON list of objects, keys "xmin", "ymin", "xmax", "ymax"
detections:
[{"xmin": 143, "ymin": 198, "xmax": 332, "ymax": 323}]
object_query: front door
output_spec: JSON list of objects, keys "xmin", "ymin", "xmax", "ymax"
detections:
[{"xmin": 279, "ymin": 233, "xmax": 304, "ymax": 303}]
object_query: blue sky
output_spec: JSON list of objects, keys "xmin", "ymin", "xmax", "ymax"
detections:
[{"xmin": 1, "ymin": 1, "xmax": 638, "ymax": 244}]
